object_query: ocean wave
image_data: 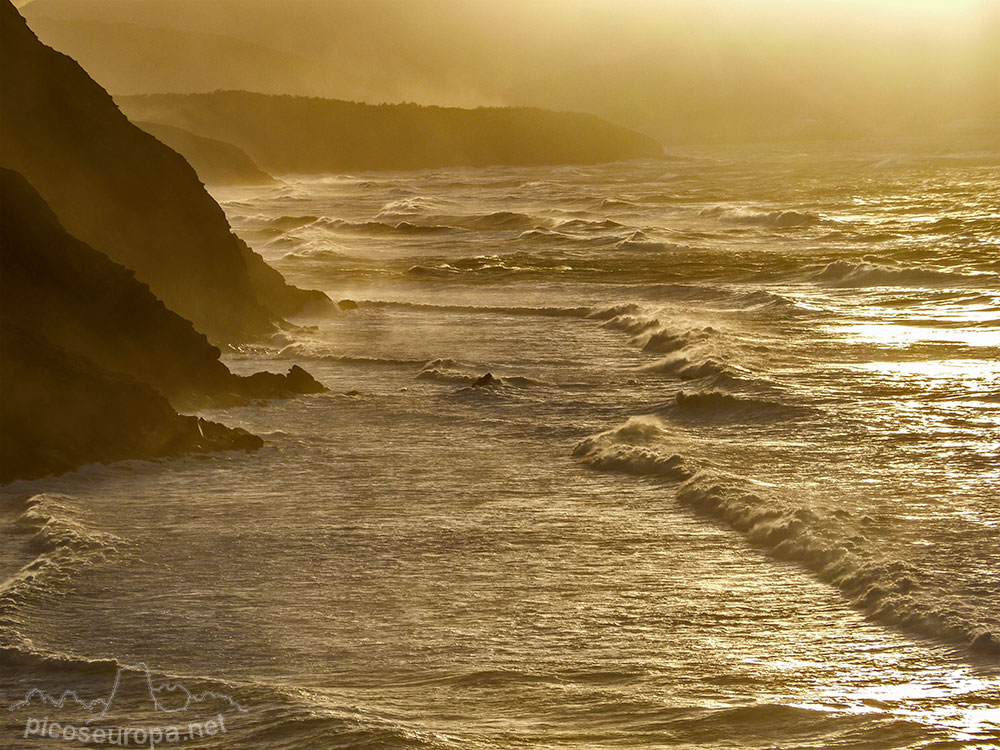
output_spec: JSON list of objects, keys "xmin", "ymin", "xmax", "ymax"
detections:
[
  {"xmin": 374, "ymin": 196, "xmax": 458, "ymax": 219},
  {"xmin": 265, "ymin": 214, "xmax": 320, "ymax": 230},
  {"xmin": 573, "ymin": 417, "xmax": 693, "ymax": 478},
  {"xmin": 12, "ymin": 494, "xmax": 123, "ymax": 557},
  {"xmin": 238, "ymin": 702, "xmax": 457, "ymax": 750},
  {"xmin": 667, "ymin": 389, "xmax": 809, "ymax": 420},
  {"xmin": 632, "ymin": 326, "xmax": 715, "ymax": 353},
  {"xmin": 321, "ymin": 218, "xmax": 461, "ymax": 235},
  {"xmin": 0, "ymin": 642, "xmax": 121, "ymax": 677},
  {"xmin": 1, "ymin": 495, "xmax": 126, "ymax": 639},
  {"xmin": 516, "ymin": 227, "xmax": 575, "ymax": 244},
  {"xmin": 556, "ymin": 218, "xmax": 625, "ymax": 231},
  {"xmin": 359, "ymin": 300, "xmax": 593, "ymax": 318},
  {"xmin": 586, "ymin": 302, "xmax": 645, "ymax": 321},
  {"xmin": 575, "ymin": 419, "xmax": 1000, "ymax": 656},
  {"xmin": 405, "ymin": 254, "xmax": 573, "ymax": 277},
  {"xmin": 458, "ymin": 211, "xmax": 543, "ymax": 231},
  {"xmin": 924, "ymin": 216, "xmax": 1000, "ymax": 233},
  {"xmin": 817, "ymin": 261, "xmax": 992, "ymax": 287},
  {"xmin": 280, "ymin": 245, "xmax": 354, "ymax": 261},
  {"xmin": 643, "ymin": 356, "xmax": 730, "ymax": 380},
  {"xmin": 615, "ymin": 238, "xmax": 686, "ymax": 253},
  {"xmin": 275, "ymin": 344, "xmax": 430, "ymax": 366},
  {"xmin": 701, "ymin": 205, "xmax": 820, "ymax": 228},
  {"xmin": 595, "ymin": 198, "xmax": 639, "ymax": 210}
]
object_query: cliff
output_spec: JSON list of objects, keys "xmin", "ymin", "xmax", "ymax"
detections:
[
  {"xmin": 0, "ymin": 3, "xmax": 327, "ymax": 343},
  {"xmin": 0, "ymin": 322, "xmax": 263, "ymax": 485},
  {"xmin": 0, "ymin": 168, "xmax": 326, "ymax": 406},
  {"xmin": 136, "ymin": 121, "xmax": 275, "ymax": 185},
  {"xmin": 0, "ymin": 168, "xmax": 325, "ymax": 482},
  {"xmin": 117, "ymin": 91, "xmax": 664, "ymax": 174}
]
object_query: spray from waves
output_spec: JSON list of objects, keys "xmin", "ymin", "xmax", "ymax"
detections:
[
  {"xmin": 1, "ymin": 495, "xmax": 128, "ymax": 657},
  {"xmin": 318, "ymin": 218, "xmax": 461, "ymax": 235},
  {"xmin": 405, "ymin": 253, "xmax": 577, "ymax": 278},
  {"xmin": 275, "ymin": 343, "xmax": 431, "ymax": 367},
  {"xmin": 817, "ymin": 261, "xmax": 997, "ymax": 288},
  {"xmin": 373, "ymin": 197, "xmax": 459, "ymax": 219},
  {"xmin": 573, "ymin": 417, "xmax": 1000, "ymax": 656},
  {"xmin": 631, "ymin": 326, "xmax": 716, "ymax": 354},
  {"xmin": 374, "ymin": 199, "xmax": 549, "ymax": 234},
  {"xmin": 589, "ymin": 305, "xmax": 747, "ymax": 384},
  {"xmin": 357, "ymin": 300, "xmax": 595, "ymax": 318},
  {"xmin": 641, "ymin": 355, "xmax": 733, "ymax": 381},
  {"xmin": 700, "ymin": 205, "xmax": 820, "ymax": 228}
]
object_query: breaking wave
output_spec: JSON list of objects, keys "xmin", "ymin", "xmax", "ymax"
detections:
[
  {"xmin": 1, "ymin": 495, "xmax": 126, "ymax": 647},
  {"xmin": 642, "ymin": 356, "xmax": 731, "ymax": 380},
  {"xmin": 574, "ymin": 417, "xmax": 1000, "ymax": 656},
  {"xmin": 817, "ymin": 261, "xmax": 994, "ymax": 287},
  {"xmin": 700, "ymin": 205, "xmax": 820, "ymax": 228}
]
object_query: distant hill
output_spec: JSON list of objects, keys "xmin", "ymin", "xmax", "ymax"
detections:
[
  {"xmin": 118, "ymin": 91, "xmax": 664, "ymax": 174},
  {"xmin": 24, "ymin": 0, "xmax": 999, "ymax": 145},
  {"xmin": 0, "ymin": 4, "xmax": 327, "ymax": 343},
  {"xmin": 136, "ymin": 121, "xmax": 274, "ymax": 185}
]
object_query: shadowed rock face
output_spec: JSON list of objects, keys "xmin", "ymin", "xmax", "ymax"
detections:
[
  {"xmin": 0, "ymin": 168, "xmax": 324, "ymax": 405},
  {"xmin": 0, "ymin": 168, "xmax": 325, "ymax": 482},
  {"xmin": 0, "ymin": 2, "xmax": 327, "ymax": 343},
  {"xmin": 136, "ymin": 121, "xmax": 275, "ymax": 186},
  {"xmin": 117, "ymin": 91, "xmax": 665, "ymax": 174},
  {"xmin": 0, "ymin": 322, "xmax": 263, "ymax": 485}
]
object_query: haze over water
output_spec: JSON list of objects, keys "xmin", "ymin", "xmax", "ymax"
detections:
[{"xmin": 3, "ymin": 145, "xmax": 999, "ymax": 747}]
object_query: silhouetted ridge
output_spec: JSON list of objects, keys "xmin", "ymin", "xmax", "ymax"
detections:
[
  {"xmin": 136, "ymin": 121, "xmax": 274, "ymax": 185},
  {"xmin": 118, "ymin": 91, "xmax": 664, "ymax": 173},
  {"xmin": 0, "ymin": 321, "xmax": 262, "ymax": 485},
  {"xmin": 0, "ymin": 3, "xmax": 327, "ymax": 342},
  {"xmin": 0, "ymin": 168, "xmax": 326, "ymax": 481},
  {"xmin": 1, "ymin": 167, "xmax": 230, "ymax": 399}
]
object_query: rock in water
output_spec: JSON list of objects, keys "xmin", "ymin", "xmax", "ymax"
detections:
[{"xmin": 472, "ymin": 373, "xmax": 496, "ymax": 388}]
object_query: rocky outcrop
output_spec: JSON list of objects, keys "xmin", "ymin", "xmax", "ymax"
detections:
[
  {"xmin": 0, "ymin": 322, "xmax": 263, "ymax": 485},
  {"xmin": 0, "ymin": 3, "xmax": 327, "ymax": 343},
  {"xmin": 0, "ymin": 168, "xmax": 322, "ymax": 405},
  {"xmin": 0, "ymin": 168, "xmax": 324, "ymax": 482},
  {"xmin": 117, "ymin": 91, "xmax": 665, "ymax": 174}
]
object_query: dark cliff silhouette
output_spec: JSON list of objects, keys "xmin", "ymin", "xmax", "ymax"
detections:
[
  {"xmin": 137, "ymin": 121, "xmax": 275, "ymax": 185},
  {"xmin": 0, "ymin": 168, "xmax": 325, "ymax": 482},
  {"xmin": 118, "ymin": 91, "xmax": 664, "ymax": 174},
  {"xmin": 0, "ymin": 3, "xmax": 327, "ymax": 343},
  {"xmin": 0, "ymin": 322, "xmax": 262, "ymax": 485}
]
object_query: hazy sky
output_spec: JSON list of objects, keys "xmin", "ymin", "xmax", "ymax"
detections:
[{"xmin": 22, "ymin": 0, "xmax": 1000, "ymax": 142}]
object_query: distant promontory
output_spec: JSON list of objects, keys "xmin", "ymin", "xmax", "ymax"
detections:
[{"xmin": 118, "ymin": 91, "xmax": 664, "ymax": 174}]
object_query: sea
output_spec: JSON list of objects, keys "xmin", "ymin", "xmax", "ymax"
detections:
[{"xmin": 2, "ymin": 145, "xmax": 999, "ymax": 748}]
